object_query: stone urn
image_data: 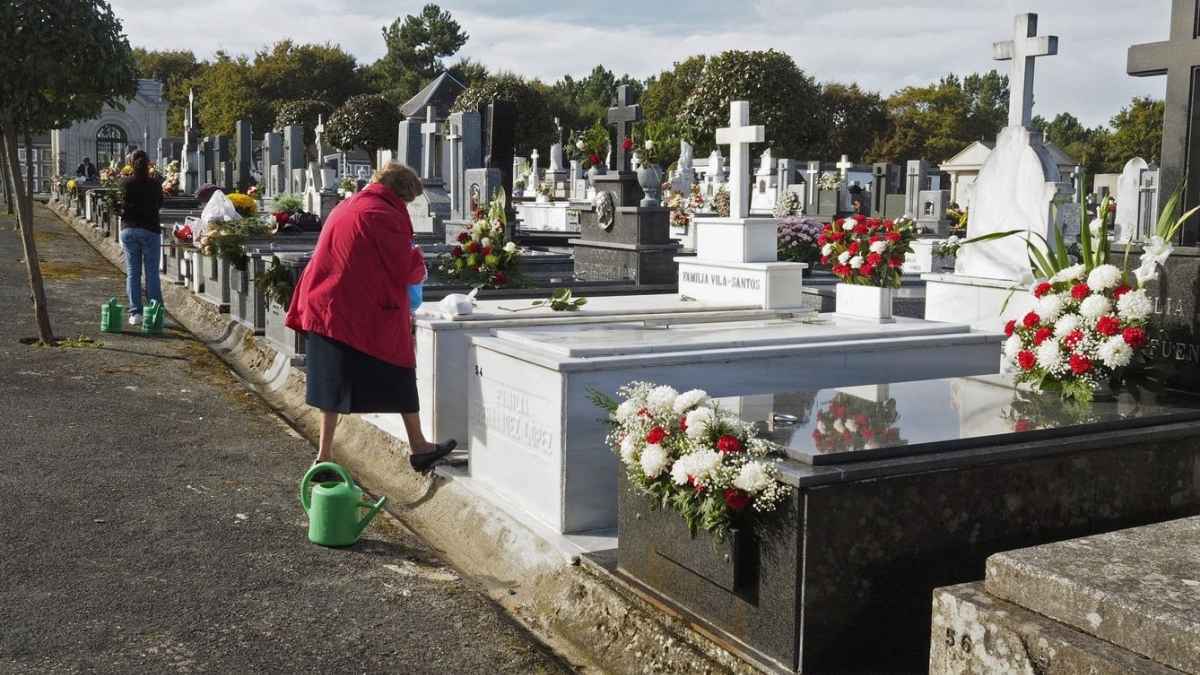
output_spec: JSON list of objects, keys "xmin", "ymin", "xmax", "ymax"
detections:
[
  {"xmin": 637, "ymin": 162, "xmax": 663, "ymax": 208},
  {"xmin": 835, "ymin": 283, "xmax": 895, "ymax": 322}
]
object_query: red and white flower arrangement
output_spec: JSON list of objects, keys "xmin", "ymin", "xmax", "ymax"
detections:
[
  {"xmin": 810, "ymin": 393, "xmax": 902, "ymax": 454},
  {"xmin": 818, "ymin": 216, "xmax": 917, "ymax": 287},
  {"xmin": 594, "ymin": 382, "xmax": 791, "ymax": 539},
  {"xmin": 437, "ymin": 189, "xmax": 519, "ymax": 288}
]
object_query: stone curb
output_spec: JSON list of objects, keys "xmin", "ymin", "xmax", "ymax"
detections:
[{"xmin": 49, "ymin": 201, "xmax": 762, "ymax": 675}]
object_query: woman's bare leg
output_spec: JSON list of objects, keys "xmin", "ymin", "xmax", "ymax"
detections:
[
  {"xmin": 401, "ymin": 412, "xmax": 435, "ymax": 454},
  {"xmin": 317, "ymin": 410, "xmax": 339, "ymax": 462}
]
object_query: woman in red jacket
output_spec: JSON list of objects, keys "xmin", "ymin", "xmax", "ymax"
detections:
[{"xmin": 286, "ymin": 163, "xmax": 455, "ymax": 475}]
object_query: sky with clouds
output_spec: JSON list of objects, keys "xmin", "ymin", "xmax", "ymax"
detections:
[{"xmin": 111, "ymin": 0, "xmax": 1172, "ymax": 128}]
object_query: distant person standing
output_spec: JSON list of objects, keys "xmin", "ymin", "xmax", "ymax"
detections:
[
  {"xmin": 119, "ymin": 150, "xmax": 163, "ymax": 326},
  {"xmin": 75, "ymin": 157, "xmax": 98, "ymax": 182}
]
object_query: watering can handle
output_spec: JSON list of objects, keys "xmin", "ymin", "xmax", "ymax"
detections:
[{"xmin": 299, "ymin": 461, "xmax": 354, "ymax": 513}]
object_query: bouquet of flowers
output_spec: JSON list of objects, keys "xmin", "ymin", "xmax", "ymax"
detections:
[
  {"xmin": 810, "ymin": 393, "xmax": 902, "ymax": 454},
  {"xmin": 818, "ymin": 216, "xmax": 916, "ymax": 287},
  {"xmin": 773, "ymin": 190, "xmax": 803, "ymax": 218},
  {"xmin": 573, "ymin": 122, "xmax": 609, "ymax": 171},
  {"xmin": 227, "ymin": 192, "xmax": 258, "ymax": 218},
  {"xmin": 198, "ymin": 217, "xmax": 271, "ymax": 269},
  {"xmin": 161, "ymin": 160, "xmax": 181, "ymax": 196},
  {"xmin": 664, "ymin": 183, "xmax": 705, "ymax": 232},
  {"xmin": 438, "ymin": 190, "xmax": 520, "ymax": 288},
  {"xmin": 593, "ymin": 382, "xmax": 792, "ymax": 541},
  {"xmin": 712, "ymin": 185, "xmax": 730, "ymax": 218},
  {"xmin": 777, "ymin": 216, "xmax": 825, "ymax": 265},
  {"xmin": 536, "ymin": 179, "xmax": 554, "ymax": 199},
  {"xmin": 817, "ymin": 172, "xmax": 841, "ymax": 192}
]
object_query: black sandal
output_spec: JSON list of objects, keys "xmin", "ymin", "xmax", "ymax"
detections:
[{"xmin": 409, "ymin": 440, "xmax": 458, "ymax": 473}]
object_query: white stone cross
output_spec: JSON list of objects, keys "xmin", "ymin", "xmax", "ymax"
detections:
[
  {"xmin": 314, "ymin": 114, "xmax": 326, "ymax": 164},
  {"xmin": 421, "ymin": 107, "xmax": 440, "ymax": 180},
  {"xmin": 993, "ymin": 13, "xmax": 1059, "ymax": 129},
  {"xmin": 836, "ymin": 154, "xmax": 853, "ymax": 181},
  {"xmin": 714, "ymin": 100, "xmax": 764, "ymax": 220}
]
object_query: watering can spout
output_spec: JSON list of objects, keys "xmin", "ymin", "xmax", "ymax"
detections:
[{"xmin": 357, "ymin": 495, "xmax": 388, "ymax": 537}]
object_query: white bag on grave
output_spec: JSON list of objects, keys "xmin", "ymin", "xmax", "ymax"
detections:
[
  {"xmin": 438, "ymin": 288, "xmax": 479, "ymax": 319},
  {"xmin": 196, "ymin": 190, "xmax": 240, "ymax": 242}
]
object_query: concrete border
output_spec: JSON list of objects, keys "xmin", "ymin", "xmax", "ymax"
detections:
[{"xmin": 49, "ymin": 201, "xmax": 762, "ymax": 675}]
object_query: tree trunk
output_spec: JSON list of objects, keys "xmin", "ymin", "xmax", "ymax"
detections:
[
  {"xmin": 2, "ymin": 121, "xmax": 55, "ymax": 342},
  {"xmin": 0, "ymin": 132, "xmax": 12, "ymax": 215},
  {"xmin": 24, "ymin": 133, "xmax": 35, "ymax": 198}
]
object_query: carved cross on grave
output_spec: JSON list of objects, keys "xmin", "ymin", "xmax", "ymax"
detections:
[
  {"xmin": 606, "ymin": 85, "xmax": 642, "ymax": 173},
  {"xmin": 836, "ymin": 155, "xmax": 853, "ymax": 181},
  {"xmin": 994, "ymin": 13, "xmax": 1059, "ymax": 128},
  {"xmin": 421, "ymin": 106, "xmax": 441, "ymax": 180},
  {"xmin": 314, "ymin": 114, "xmax": 326, "ymax": 165},
  {"xmin": 714, "ymin": 100, "xmax": 765, "ymax": 221},
  {"xmin": 1129, "ymin": 0, "xmax": 1200, "ymax": 244},
  {"xmin": 186, "ymin": 88, "xmax": 196, "ymax": 130}
]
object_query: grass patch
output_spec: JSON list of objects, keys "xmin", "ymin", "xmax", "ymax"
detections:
[
  {"xmin": 39, "ymin": 260, "xmax": 116, "ymax": 280},
  {"xmin": 19, "ymin": 335, "xmax": 103, "ymax": 348}
]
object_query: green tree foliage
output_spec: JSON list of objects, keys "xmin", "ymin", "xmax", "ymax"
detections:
[
  {"xmin": 325, "ymin": 94, "xmax": 401, "ymax": 169},
  {"xmin": 961, "ymin": 70, "xmax": 1009, "ymax": 141},
  {"xmin": 187, "ymin": 52, "xmax": 267, "ymax": 136},
  {"xmin": 1107, "ymin": 97, "xmax": 1164, "ymax": 166},
  {"xmin": 642, "ymin": 56, "xmax": 706, "ymax": 132},
  {"xmin": 133, "ymin": 48, "xmax": 205, "ymax": 135},
  {"xmin": 0, "ymin": 0, "xmax": 138, "ymax": 342},
  {"xmin": 452, "ymin": 73, "xmax": 556, "ymax": 156},
  {"xmin": 677, "ymin": 50, "xmax": 822, "ymax": 158},
  {"xmin": 375, "ymin": 4, "xmax": 469, "ymax": 105},
  {"xmin": 548, "ymin": 66, "xmax": 645, "ymax": 130},
  {"xmin": 816, "ymin": 83, "xmax": 888, "ymax": 162},
  {"xmin": 870, "ymin": 71, "xmax": 1009, "ymax": 163},
  {"xmin": 448, "ymin": 58, "xmax": 489, "ymax": 88},
  {"xmin": 273, "ymin": 99, "xmax": 335, "ymax": 154},
  {"xmin": 253, "ymin": 40, "xmax": 364, "ymax": 110}
]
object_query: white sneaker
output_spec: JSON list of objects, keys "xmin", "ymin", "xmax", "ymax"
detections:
[{"xmin": 128, "ymin": 314, "xmax": 142, "ymax": 326}]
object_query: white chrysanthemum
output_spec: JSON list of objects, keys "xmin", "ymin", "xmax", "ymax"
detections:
[
  {"xmin": 849, "ymin": 255, "xmax": 864, "ymax": 269},
  {"xmin": 1036, "ymin": 339, "xmax": 1063, "ymax": 371},
  {"xmin": 503, "ymin": 241, "xmax": 517, "ymax": 254},
  {"xmin": 837, "ymin": 251, "xmax": 851, "ymax": 264},
  {"xmin": 672, "ymin": 389, "xmax": 708, "ymax": 414},
  {"xmin": 832, "ymin": 418, "xmax": 846, "ymax": 434},
  {"xmin": 821, "ymin": 243, "xmax": 834, "ymax": 256},
  {"xmin": 1117, "ymin": 288, "xmax": 1153, "ymax": 321},
  {"xmin": 1087, "ymin": 264, "xmax": 1123, "ymax": 292},
  {"xmin": 733, "ymin": 462, "xmax": 774, "ymax": 494},
  {"xmin": 869, "ymin": 240, "xmax": 888, "ymax": 254},
  {"xmin": 1035, "ymin": 294, "xmax": 1065, "ymax": 323},
  {"xmin": 842, "ymin": 218, "xmax": 858, "ymax": 231},
  {"xmin": 815, "ymin": 419, "xmax": 827, "ymax": 434},
  {"xmin": 1004, "ymin": 334, "xmax": 1023, "ymax": 358},
  {"xmin": 1052, "ymin": 264, "xmax": 1086, "ymax": 283},
  {"xmin": 684, "ymin": 450, "xmax": 723, "ymax": 486},
  {"xmin": 1053, "ymin": 313, "xmax": 1082, "ymax": 338},
  {"xmin": 480, "ymin": 237, "xmax": 492, "ymax": 249},
  {"xmin": 670, "ymin": 456, "xmax": 691, "ymax": 485},
  {"xmin": 1078, "ymin": 295, "xmax": 1112, "ymax": 320},
  {"xmin": 647, "ymin": 385, "xmax": 679, "ymax": 411},
  {"xmin": 615, "ymin": 398, "xmax": 640, "ymax": 421},
  {"xmin": 684, "ymin": 407, "xmax": 715, "ymax": 440},
  {"xmin": 1098, "ymin": 335, "xmax": 1133, "ymax": 369},
  {"xmin": 619, "ymin": 435, "xmax": 638, "ymax": 466},
  {"xmin": 639, "ymin": 443, "xmax": 669, "ymax": 478},
  {"xmin": 845, "ymin": 418, "xmax": 859, "ymax": 433}
]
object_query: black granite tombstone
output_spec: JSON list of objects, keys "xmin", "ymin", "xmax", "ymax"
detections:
[
  {"xmin": 871, "ymin": 162, "xmax": 906, "ymax": 219},
  {"xmin": 482, "ymin": 101, "xmax": 516, "ymax": 205},
  {"xmin": 1141, "ymin": 247, "xmax": 1200, "ymax": 389}
]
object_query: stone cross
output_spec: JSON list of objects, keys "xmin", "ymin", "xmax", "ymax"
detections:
[
  {"xmin": 714, "ymin": 100, "xmax": 765, "ymax": 221},
  {"xmin": 186, "ymin": 88, "xmax": 196, "ymax": 129},
  {"xmin": 529, "ymin": 149, "xmax": 540, "ymax": 190},
  {"xmin": 447, "ymin": 121, "xmax": 463, "ymax": 217},
  {"xmin": 1128, "ymin": 0, "xmax": 1200, "ymax": 243},
  {"xmin": 993, "ymin": 13, "xmax": 1059, "ymax": 129},
  {"xmin": 836, "ymin": 155, "xmax": 853, "ymax": 181},
  {"xmin": 421, "ymin": 106, "xmax": 441, "ymax": 180},
  {"xmin": 606, "ymin": 85, "xmax": 642, "ymax": 173}
]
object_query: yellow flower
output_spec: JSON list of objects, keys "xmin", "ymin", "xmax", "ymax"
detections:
[
  {"xmin": 121, "ymin": 165, "xmax": 133, "ymax": 176},
  {"xmin": 66, "ymin": 179, "xmax": 77, "ymax": 191},
  {"xmin": 228, "ymin": 192, "xmax": 258, "ymax": 217}
]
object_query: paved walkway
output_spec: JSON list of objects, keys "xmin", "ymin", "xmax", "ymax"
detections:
[{"xmin": 0, "ymin": 203, "xmax": 571, "ymax": 674}]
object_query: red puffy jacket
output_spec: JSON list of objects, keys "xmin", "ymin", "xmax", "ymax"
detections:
[{"xmin": 285, "ymin": 183, "xmax": 425, "ymax": 368}]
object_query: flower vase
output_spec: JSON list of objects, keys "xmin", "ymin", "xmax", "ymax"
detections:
[
  {"xmin": 835, "ymin": 283, "xmax": 895, "ymax": 322},
  {"xmin": 638, "ymin": 164, "xmax": 663, "ymax": 208},
  {"xmin": 587, "ymin": 165, "xmax": 606, "ymax": 184}
]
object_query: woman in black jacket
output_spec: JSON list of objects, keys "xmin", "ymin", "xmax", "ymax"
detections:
[{"xmin": 120, "ymin": 150, "xmax": 164, "ymax": 326}]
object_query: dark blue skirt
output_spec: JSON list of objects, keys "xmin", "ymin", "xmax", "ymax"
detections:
[{"xmin": 304, "ymin": 332, "xmax": 418, "ymax": 414}]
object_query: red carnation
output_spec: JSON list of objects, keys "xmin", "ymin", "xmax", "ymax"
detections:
[
  {"xmin": 1114, "ymin": 285, "xmax": 1132, "ymax": 301},
  {"xmin": 1064, "ymin": 329, "xmax": 1084, "ymax": 349},
  {"xmin": 1014, "ymin": 419, "xmax": 1033, "ymax": 433},
  {"xmin": 885, "ymin": 231, "xmax": 901, "ymax": 243},
  {"xmin": 820, "ymin": 256, "xmax": 830, "ymax": 265},
  {"xmin": 1004, "ymin": 320, "xmax": 1017, "ymax": 337},
  {"xmin": 679, "ymin": 415, "xmax": 688, "ymax": 431},
  {"xmin": 723, "ymin": 488, "xmax": 751, "ymax": 512},
  {"xmin": 457, "ymin": 231, "xmax": 470, "ymax": 243},
  {"xmin": 853, "ymin": 223, "xmax": 868, "ymax": 235},
  {"xmin": 273, "ymin": 211, "xmax": 290, "ymax": 226},
  {"xmin": 717, "ymin": 435, "xmax": 743, "ymax": 454},
  {"xmin": 622, "ymin": 137, "xmax": 634, "ymax": 152},
  {"xmin": 589, "ymin": 153, "xmax": 601, "ymax": 166},
  {"xmin": 867, "ymin": 252, "xmax": 883, "ymax": 266},
  {"xmin": 481, "ymin": 245, "xmax": 492, "ymax": 256},
  {"xmin": 1096, "ymin": 315, "xmax": 1120, "ymax": 336},
  {"xmin": 888, "ymin": 256, "xmax": 903, "ymax": 269},
  {"xmin": 860, "ymin": 264, "xmax": 875, "ymax": 277},
  {"xmin": 645, "ymin": 426, "xmax": 667, "ymax": 445},
  {"xmin": 465, "ymin": 241, "xmax": 478, "ymax": 253},
  {"xmin": 848, "ymin": 242, "xmax": 860, "ymax": 254},
  {"xmin": 493, "ymin": 271, "xmax": 508, "ymax": 286},
  {"xmin": 1033, "ymin": 327, "xmax": 1054, "ymax": 345},
  {"xmin": 1033, "ymin": 282, "xmax": 1053, "ymax": 298},
  {"xmin": 452, "ymin": 245, "xmax": 463, "ymax": 258},
  {"xmin": 1123, "ymin": 326, "xmax": 1147, "ymax": 348},
  {"xmin": 1017, "ymin": 350, "xmax": 1037, "ymax": 370},
  {"xmin": 1071, "ymin": 283, "xmax": 1090, "ymax": 301},
  {"xmin": 1069, "ymin": 353, "xmax": 1093, "ymax": 375},
  {"xmin": 869, "ymin": 235, "xmax": 881, "ymax": 244},
  {"xmin": 817, "ymin": 234, "xmax": 827, "ymax": 245},
  {"xmin": 1023, "ymin": 311, "xmax": 1041, "ymax": 328}
]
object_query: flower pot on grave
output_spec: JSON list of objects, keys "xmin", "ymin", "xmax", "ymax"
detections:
[
  {"xmin": 835, "ymin": 283, "xmax": 895, "ymax": 322},
  {"xmin": 587, "ymin": 165, "xmax": 606, "ymax": 184},
  {"xmin": 637, "ymin": 164, "xmax": 663, "ymax": 208}
]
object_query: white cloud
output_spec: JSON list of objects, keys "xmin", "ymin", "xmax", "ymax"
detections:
[{"xmin": 113, "ymin": 0, "xmax": 1170, "ymax": 128}]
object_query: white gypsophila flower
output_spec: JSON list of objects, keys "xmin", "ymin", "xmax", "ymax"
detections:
[
  {"xmin": 670, "ymin": 455, "xmax": 691, "ymax": 485},
  {"xmin": 1098, "ymin": 335, "xmax": 1134, "ymax": 369},
  {"xmin": 869, "ymin": 240, "xmax": 888, "ymax": 254},
  {"xmin": 1052, "ymin": 264, "xmax": 1086, "ymax": 284},
  {"xmin": 845, "ymin": 418, "xmax": 859, "ymax": 433},
  {"xmin": 639, "ymin": 443, "xmax": 669, "ymax": 478},
  {"xmin": 733, "ymin": 461, "xmax": 774, "ymax": 494},
  {"xmin": 821, "ymin": 243, "xmax": 834, "ymax": 257},
  {"xmin": 504, "ymin": 241, "xmax": 517, "ymax": 254},
  {"xmin": 1079, "ymin": 294, "xmax": 1112, "ymax": 320},
  {"xmin": 1004, "ymin": 334, "xmax": 1023, "ymax": 358},
  {"xmin": 673, "ymin": 389, "xmax": 708, "ymax": 414},
  {"xmin": 849, "ymin": 255, "xmax": 864, "ymax": 269},
  {"xmin": 1035, "ymin": 294, "xmax": 1065, "ymax": 323},
  {"xmin": 832, "ymin": 418, "xmax": 846, "ymax": 434},
  {"xmin": 1036, "ymin": 338, "xmax": 1064, "ymax": 372},
  {"xmin": 647, "ymin": 385, "xmax": 679, "ymax": 411},
  {"xmin": 1117, "ymin": 288, "xmax": 1153, "ymax": 321},
  {"xmin": 1053, "ymin": 313, "xmax": 1082, "ymax": 338},
  {"xmin": 685, "ymin": 406, "xmax": 715, "ymax": 440},
  {"xmin": 1087, "ymin": 264, "xmax": 1123, "ymax": 292},
  {"xmin": 837, "ymin": 251, "xmax": 851, "ymax": 265},
  {"xmin": 619, "ymin": 435, "xmax": 638, "ymax": 466},
  {"xmin": 842, "ymin": 218, "xmax": 858, "ymax": 231}
]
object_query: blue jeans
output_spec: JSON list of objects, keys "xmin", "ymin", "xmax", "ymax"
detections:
[{"xmin": 120, "ymin": 227, "xmax": 162, "ymax": 316}]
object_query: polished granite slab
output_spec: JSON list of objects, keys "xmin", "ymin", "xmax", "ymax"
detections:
[{"xmin": 718, "ymin": 374, "xmax": 1200, "ymax": 466}]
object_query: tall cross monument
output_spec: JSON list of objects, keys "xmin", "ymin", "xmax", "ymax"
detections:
[
  {"xmin": 606, "ymin": 85, "xmax": 642, "ymax": 173},
  {"xmin": 1129, "ymin": 0, "xmax": 1200, "ymax": 244},
  {"xmin": 993, "ymin": 13, "xmax": 1059, "ymax": 128},
  {"xmin": 715, "ymin": 101, "xmax": 765, "ymax": 221},
  {"xmin": 421, "ymin": 106, "xmax": 441, "ymax": 181},
  {"xmin": 836, "ymin": 155, "xmax": 854, "ymax": 182}
]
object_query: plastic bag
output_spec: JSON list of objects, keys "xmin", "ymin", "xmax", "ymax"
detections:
[
  {"xmin": 196, "ymin": 190, "xmax": 239, "ymax": 242},
  {"xmin": 439, "ymin": 288, "xmax": 479, "ymax": 319}
]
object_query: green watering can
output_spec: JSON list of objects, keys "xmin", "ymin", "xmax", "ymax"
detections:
[
  {"xmin": 142, "ymin": 300, "xmax": 165, "ymax": 335},
  {"xmin": 100, "ymin": 297, "xmax": 124, "ymax": 333},
  {"xmin": 300, "ymin": 462, "xmax": 387, "ymax": 547}
]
